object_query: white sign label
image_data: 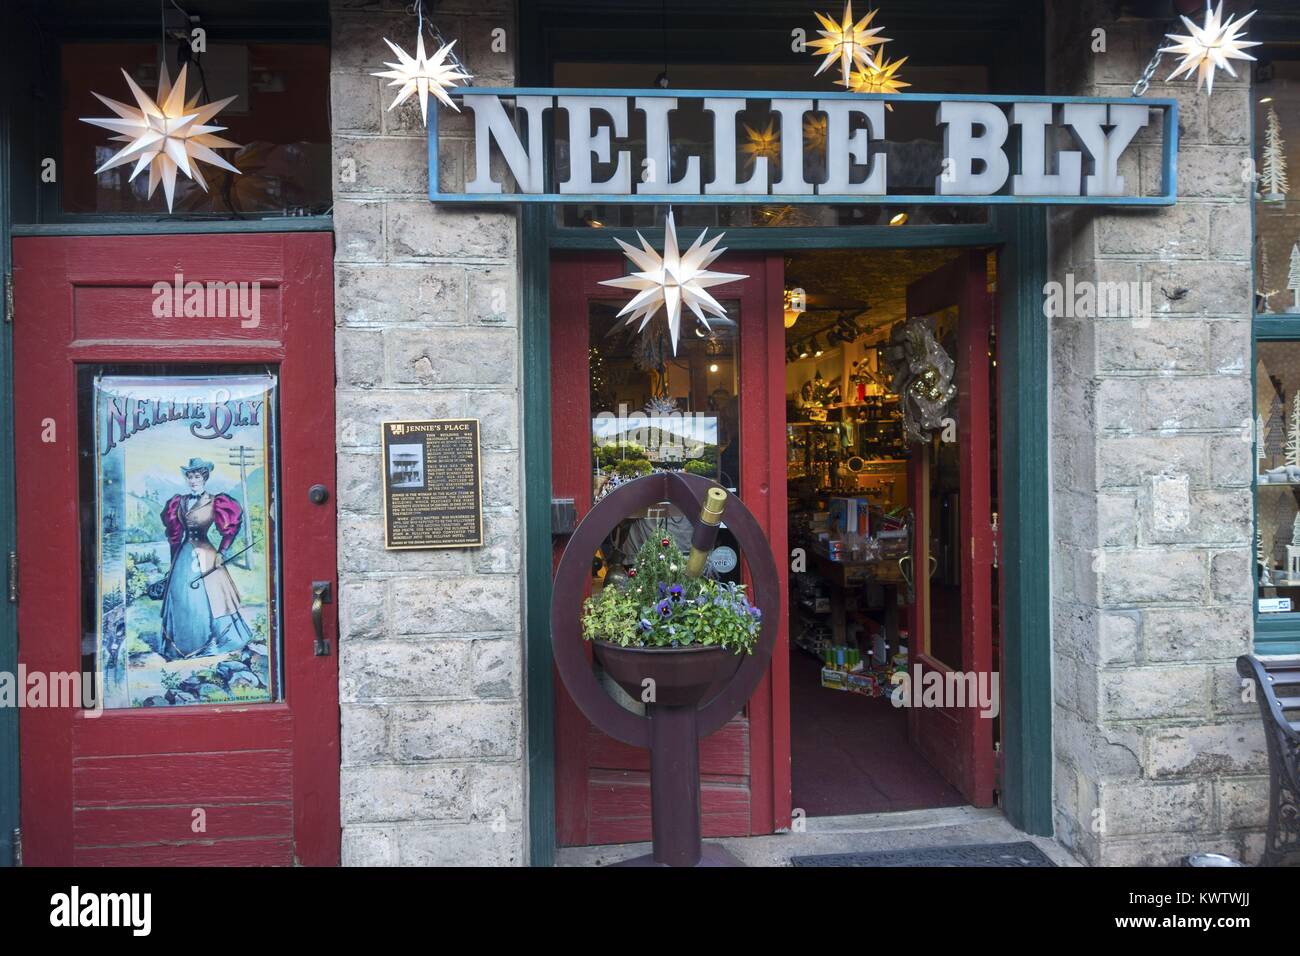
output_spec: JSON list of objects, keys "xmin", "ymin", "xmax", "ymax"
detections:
[
  {"xmin": 1259, "ymin": 597, "xmax": 1293, "ymax": 614},
  {"xmin": 433, "ymin": 90, "xmax": 1174, "ymax": 204}
]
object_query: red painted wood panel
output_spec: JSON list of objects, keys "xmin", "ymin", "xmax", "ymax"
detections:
[
  {"xmin": 13, "ymin": 233, "xmax": 339, "ymax": 866},
  {"xmin": 71, "ymin": 284, "xmax": 283, "ymax": 342},
  {"xmin": 76, "ymin": 838, "xmax": 295, "ymax": 867},
  {"xmin": 550, "ymin": 252, "xmax": 786, "ymax": 847},
  {"xmin": 74, "ymin": 802, "xmax": 292, "ymax": 847},
  {"xmin": 587, "ymin": 772, "xmax": 751, "ymax": 845},
  {"xmin": 75, "ymin": 706, "xmax": 294, "ymax": 757},
  {"xmin": 586, "ymin": 717, "xmax": 750, "ymax": 777},
  {"xmin": 74, "ymin": 751, "xmax": 294, "ymax": 806}
]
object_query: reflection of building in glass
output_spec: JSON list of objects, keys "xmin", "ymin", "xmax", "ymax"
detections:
[{"xmin": 389, "ymin": 444, "xmax": 423, "ymax": 488}]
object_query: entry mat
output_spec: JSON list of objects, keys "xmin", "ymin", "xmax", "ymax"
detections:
[{"xmin": 790, "ymin": 841, "xmax": 1056, "ymax": 868}]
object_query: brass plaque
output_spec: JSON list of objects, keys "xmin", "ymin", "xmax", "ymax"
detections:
[{"xmin": 381, "ymin": 419, "xmax": 482, "ymax": 549}]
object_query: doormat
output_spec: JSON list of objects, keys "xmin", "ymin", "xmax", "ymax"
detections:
[{"xmin": 790, "ymin": 841, "xmax": 1056, "ymax": 867}]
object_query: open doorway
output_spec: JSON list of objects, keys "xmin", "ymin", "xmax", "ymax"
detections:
[{"xmin": 784, "ymin": 247, "xmax": 1000, "ymax": 818}]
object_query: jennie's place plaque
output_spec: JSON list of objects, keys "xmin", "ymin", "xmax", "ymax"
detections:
[{"xmin": 382, "ymin": 419, "xmax": 482, "ymax": 549}]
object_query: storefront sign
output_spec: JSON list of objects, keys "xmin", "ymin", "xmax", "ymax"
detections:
[
  {"xmin": 428, "ymin": 88, "xmax": 1178, "ymax": 206},
  {"xmin": 382, "ymin": 419, "xmax": 483, "ymax": 549}
]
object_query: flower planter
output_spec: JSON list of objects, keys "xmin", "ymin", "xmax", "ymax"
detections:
[{"xmin": 592, "ymin": 640, "xmax": 743, "ymax": 708}]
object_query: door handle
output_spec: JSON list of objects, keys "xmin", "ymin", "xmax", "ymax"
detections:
[
  {"xmin": 898, "ymin": 554, "xmax": 912, "ymax": 589},
  {"xmin": 311, "ymin": 581, "xmax": 333, "ymax": 656}
]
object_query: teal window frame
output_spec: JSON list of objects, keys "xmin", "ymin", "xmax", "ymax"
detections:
[{"xmin": 1252, "ymin": 28, "xmax": 1300, "ymax": 654}]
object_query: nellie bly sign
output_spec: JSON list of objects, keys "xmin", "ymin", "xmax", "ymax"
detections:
[{"xmin": 428, "ymin": 89, "xmax": 1178, "ymax": 206}]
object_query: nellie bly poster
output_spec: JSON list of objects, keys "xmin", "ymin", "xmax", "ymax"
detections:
[{"xmin": 94, "ymin": 374, "xmax": 278, "ymax": 709}]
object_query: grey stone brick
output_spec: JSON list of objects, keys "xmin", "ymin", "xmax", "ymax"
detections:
[
  {"xmin": 334, "ymin": 135, "xmax": 430, "ymax": 196},
  {"xmin": 1143, "ymin": 722, "xmax": 1267, "ymax": 779},
  {"xmin": 1100, "ymin": 665, "xmax": 1210, "ymax": 721},
  {"xmin": 385, "ymin": 327, "xmax": 518, "ymax": 386},
  {"xmin": 395, "ymin": 822, "xmax": 524, "ymax": 866},
  {"xmin": 396, "ymin": 574, "xmax": 520, "ymax": 635},
  {"xmin": 341, "ymin": 765, "xmax": 470, "ymax": 823},
  {"xmin": 387, "ymin": 202, "xmax": 517, "ymax": 260},
  {"xmin": 337, "ymin": 263, "xmax": 466, "ymax": 327},
  {"xmin": 1098, "ymin": 780, "xmax": 1213, "ymax": 836},
  {"xmin": 391, "ymin": 701, "xmax": 520, "ymax": 760},
  {"xmin": 471, "ymin": 637, "xmax": 519, "ymax": 698},
  {"xmin": 340, "ymin": 638, "xmax": 472, "ymax": 701},
  {"xmin": 341, "ymin": 703, "xmax": 390, "ymax": 765},
  {"xmin": 339, "ymin": 577, "xmax": 388, "ymax": 640}
]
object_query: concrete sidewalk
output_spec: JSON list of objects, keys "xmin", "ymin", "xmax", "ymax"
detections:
[{"xmin": 556, "ymin": 805, "xmax": 1081, "ymax": 866}]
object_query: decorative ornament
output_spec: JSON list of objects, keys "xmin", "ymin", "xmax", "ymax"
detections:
[
  {"xmin": 643, "ymin": 395, "xmax": 678, "ymax": 416},
  {"xmin": 741, "ymin": 118, "xmax": 781, "ymax": 173},
  {"xmin": 1158, "ymin": 1, "xmax": 1259, "ymax": 95},
  {"xmin": 887, "ymin": 317, "xmax": 957, "ymax": 443},
  {"xmin": 808, "ymin": 2, "xmax": 890, "ymax": 89},
  {"xmin": 79, "ymin": 64, "xmax": 240, "ymax": 213},
  {"xmin": 373, "ymin": 31, "xmax": 472, "ymax": 126},
  {"xmin": 1261, "ymin": 106, "xmax": 1290, "ymax": 203},
  {"xmin": 598, "ymin": 210, "xmax": 748, "ymax": 355},
  {"xmin": 803, "ymin": 114, "xmax": 828, "ymax": 154},
  {"xmin": 840, "ymin": 51, "xmax": 910, "ymax": 108}
]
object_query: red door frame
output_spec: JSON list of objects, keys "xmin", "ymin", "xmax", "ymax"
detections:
[
  {"xmin": 13, "ymin": 233, "xmax": 339, "ymax": 865},
  {"xmin": 903, "ymin": 249, "xmax": 996, "ymax": 807},
  {"xmin": 549, "ymin": 251, "xmax": 790, "ymax": 844}
]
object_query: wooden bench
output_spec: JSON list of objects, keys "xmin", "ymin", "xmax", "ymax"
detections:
[{"xmin": 1236, "ymin": 655, "xmax": 1300, "ymax": 865}]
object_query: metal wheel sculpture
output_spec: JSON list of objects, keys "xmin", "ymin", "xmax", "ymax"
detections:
[{"xmin": 551, "ymin": 471, "xmax": 781, "ymax": 866}]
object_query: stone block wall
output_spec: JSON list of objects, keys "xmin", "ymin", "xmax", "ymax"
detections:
[
  {"xmin": 330, "ymin": 0, "xmax": 525, "ymax": 866},
  {"xmin": 1046, "ymin": 1, "xmax": 1267, "ymax": 865}
]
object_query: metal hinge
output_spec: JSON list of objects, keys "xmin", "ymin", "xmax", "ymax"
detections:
[
  {"xmin": 990, "ymin": 512, "xmax": 1000, "ymax": 570},
  {"xmin": 3, "ymin": 273, "xmax": 12, "ymax": 324},
  {"xmin": 7, "ymin": 551, "xmax": 16, "ymax": 604},
  {"xmin": 11, "ymin": 828, "xmax": 20, "ymax": 867}
]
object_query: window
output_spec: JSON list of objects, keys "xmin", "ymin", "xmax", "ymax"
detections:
[{"xmin": 1254, "ymin": 20, "xmax": 1300, "ymax": 650}]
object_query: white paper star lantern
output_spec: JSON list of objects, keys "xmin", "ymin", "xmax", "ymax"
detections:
[
  {"xmin": 373, "ymin": 32, "xmax": 472, "ymax": 126},
  {"xmin": 1159, "ymin": 0, "xmax": 1260, "ymax": 95},
  {"xmin": 599, "ymin": 211, "xmax": 748, "ymax": 355},
  {"xmin": 80, "ymin": 64, "xmax": 240, "ymax": 212},
  {"xmin": 808, "ymin": 2, "xmax": 890, "ymax": 89}
]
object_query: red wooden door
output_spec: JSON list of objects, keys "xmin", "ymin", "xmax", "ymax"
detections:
[
  {"xmin": 13, "ymin": 233, "xmax": 339, "ymax": 865},
  {"xmin": 903, "ymin": 249, "xmax": 997, "ymax": 807},
  {"xmin": 550, "ymin": 251, "xmax": 789, "ymax": 847}
]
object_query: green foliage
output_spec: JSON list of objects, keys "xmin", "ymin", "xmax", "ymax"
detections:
[
  {"xmin": 160, "ymin": 670, "xmax": 182, "ymax": 692},
  {"xmin": 125, "ymin": 553, "xmax": 149, "ymax": 604},
  {"xmin": 595, "ymin": 440, "xmax": 649, "ymax": 469},
  {"xmin": 683, "ymin": 459, "xmax": 715, "ymax": 477},
  {"xmin": 613, "ymin": 458, "xmax": 653, "ymax": 478},
  {"xmin": 581, "ymin": 531, "xmax": 761, "ymax": 654}
]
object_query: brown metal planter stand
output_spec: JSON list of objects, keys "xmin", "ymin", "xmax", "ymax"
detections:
[{"xmin": 551, "ymin": 472, "xmax": 781, "ymax": 867}]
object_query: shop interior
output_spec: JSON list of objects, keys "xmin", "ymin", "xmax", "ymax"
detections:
[
  {"xmin": 783, "ymin": 247, "xmax": 989, "ymax": 817},
  {"xmin": 585, "ymin": 244, "xmax": 998, "ymax": 817}
]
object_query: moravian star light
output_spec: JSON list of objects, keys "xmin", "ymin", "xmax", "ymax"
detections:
[
  {"xmin": 80, "ymin": 64, "xmax": 240, "ymax": 212},
  {"xmin": 598, "ymin": 211, "xmax": 748, "ymax": 355},
  {"xmin": 808, "ymin": 2, "xmax": 889, "ymax": 89},
  {"xmin": 1159, "ymin": 1, "xmax": 1260, "ymax": 95},
  {"xmin": 373, "ymin": 33, "xmax": 472, "ymax": 126},
  {"xmin": 841, "ymin": 52, "xmax": 910, "ymax": 109}
]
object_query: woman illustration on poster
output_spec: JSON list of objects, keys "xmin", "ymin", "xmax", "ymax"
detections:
[{"xmin": 159, "ymin": 457, "xmax": 255, "ymax": 659}]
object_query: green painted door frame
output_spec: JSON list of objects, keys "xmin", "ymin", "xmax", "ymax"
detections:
[{"xmin": 521, "ymin": 207, "xmax": 1053, "ymax": 866}]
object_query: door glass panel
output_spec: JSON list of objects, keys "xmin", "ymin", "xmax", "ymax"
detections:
[
  {"xmin": 79, "ymin": 368, "xmax": 282, "ymax": 708},
  {"xmin": 1256, "ymin": 342, "xmax": 1300, "ymax": 607},
  {"xmin": 586, "ymin": 297, "xmax": 744, "ymax": 712}
]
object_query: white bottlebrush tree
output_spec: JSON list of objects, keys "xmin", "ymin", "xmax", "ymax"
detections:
[
  {"xmin": 1261, "ymin": 106, "xmax": 1290, "ymax": 202},
  {"xmin": 1290, "ymin": 243, "xmax": 1300, "ymax": 311},
  {"xmin": 1287, "ymin": 393, "xmax": 1300, "ymax": 467}
]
